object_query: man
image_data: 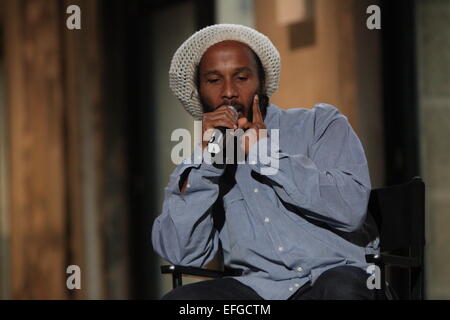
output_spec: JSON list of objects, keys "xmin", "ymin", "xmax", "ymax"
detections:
[{"xmin": 152, "ymin": 24, "xmax": 380, "ymax": 300}]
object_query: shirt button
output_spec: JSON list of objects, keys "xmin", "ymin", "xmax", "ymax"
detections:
[
  {"xmin": 278, "ymin": 246, "xmax": 284, "ymax": 252},
  {"xmin": 254, "ymin": 188, "xmax": 259, "ymax": 193},
  {"xmin": 294, "ymin": 283, "xmax": 300, "ymax": 288},
  {"xmin": 264, "ymin": 217, "xmax": 270, "ymax": 223},
  {"xmin": 289, "ymin": 287, "xmax": 294, "ymax": 292},
  {"xmin": 296, "ymin": 266, "xmax": 303, "ymax": 272}
]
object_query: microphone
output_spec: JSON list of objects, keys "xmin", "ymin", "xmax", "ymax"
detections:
[{"xmin": 207, "ymin": 106, "xmax": 238, "ymax": 154}]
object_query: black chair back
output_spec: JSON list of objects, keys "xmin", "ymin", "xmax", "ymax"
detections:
[{"xmin": 368, "ymin": 177, "xmax": 425, "ymax": 299}]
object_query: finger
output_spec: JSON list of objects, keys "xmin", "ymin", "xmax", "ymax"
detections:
[
  {"xmin": 205, "ymin": 110, "xmax": 237, "ymax": 127},
  {"xmin": 202, "ymin": 116, "xmax": 236, "ymax": 130},
  {"xmin": 215, "ymin": 105, "xmax": 238, "ymax": 120},
  {"xmin": 252, "ymin": 95, "xmax": 263, "ymax": 123},
  {"xmin": 237, "ymin": 117, "xmax": 249, "ymax": 129},
  {"xmin": 215, "ymin": 105, "xmax": 229, "ymax": 112},
  {"xmin": 207, "ymin": 113, "xmax": 237, "ymax": 128},
  {"xmin": 225, "ymin": 106, "xmax": 239, "ymax": 120},
  {"xmin": 216, "ymin": 107, "xmax": 239, "ymax": 122},
  {"xmin": 210, "ymin": 119, "xmax": 237, "ymax": 129},
  {"xmin": 224, "ymin": 107, "xmax": 239, "ymax": 122}
]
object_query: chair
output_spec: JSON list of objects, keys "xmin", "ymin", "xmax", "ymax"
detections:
[
  {"xmin": 365, "ymin": 176, "xmax": 425, "ymax": 300},
  {"xmin": 161, "ymin": 177, "xmax": 425, "ymax": 300}
]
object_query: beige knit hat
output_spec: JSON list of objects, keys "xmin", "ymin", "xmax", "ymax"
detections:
[{"xmin": 169, "ymin": 24, "xmax": 281, "ymax": 120}]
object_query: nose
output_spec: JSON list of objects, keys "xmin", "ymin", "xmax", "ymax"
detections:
[{"xmin": 221, "ymin": 78, "xmax": 238, "ymax": 100}]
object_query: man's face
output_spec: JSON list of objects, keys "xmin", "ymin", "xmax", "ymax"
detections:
[{"xmin": 198, "ymin": 40, "xmax": 262, "ymax": 122}]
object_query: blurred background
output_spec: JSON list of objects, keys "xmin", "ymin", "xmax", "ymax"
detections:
[{"xmin": 0, "ymin": 0, "xmax": 448, "ymax": 299}]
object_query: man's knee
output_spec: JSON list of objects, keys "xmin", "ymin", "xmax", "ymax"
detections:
[
  {"xmin": 313, "ymin": 266, "xmax": 374, "ymax": 300},
  {"xmin": 161, "ymin": 287, "xmax": 187, "ymax": 300},
  {"xmin": 161, "ymin": 282, "xmax": 210, "ymax": 300}
]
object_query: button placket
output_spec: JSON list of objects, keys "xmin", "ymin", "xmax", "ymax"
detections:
[{"xmin": 237, "ymin": 168, "xmax": 285, "ymax": 262}]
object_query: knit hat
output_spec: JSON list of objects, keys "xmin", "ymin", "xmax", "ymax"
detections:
[{"xmin": 169, "ymin": 24, "xmax": 281, "ymax": 120}]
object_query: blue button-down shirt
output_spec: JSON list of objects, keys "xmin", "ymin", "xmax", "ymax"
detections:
[{"xmin": 152, "ymin": 103, "xmax": 380, "ymax": 300}]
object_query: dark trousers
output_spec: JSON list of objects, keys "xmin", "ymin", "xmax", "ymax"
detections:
[{"xmin": 162, "ymin": 265, "xmax": 377, "ymax": 300}]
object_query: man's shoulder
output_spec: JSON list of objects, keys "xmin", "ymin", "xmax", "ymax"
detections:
[
  {"xmin": 276, "ymin": 103, "xmax": 347, "ymax": 129},
  {"xmin": 281, "ymin": 102, "xmax": 342, "ymax": 116}
]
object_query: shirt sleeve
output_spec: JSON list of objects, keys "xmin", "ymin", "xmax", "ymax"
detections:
[
  {"xmin": 151, "ymin": 145, "xmax": 226, "ymax": 266},
  {"xmin": 248, "ymin": 104, "xmax": 371, "ymax": 232}
]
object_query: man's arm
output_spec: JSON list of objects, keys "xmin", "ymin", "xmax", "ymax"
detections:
[
  {"xmin": 249, "ymin": 104, "xmax": 371, "ymax": 233},
  {"xmin": 152, "ymin": 105, "xmax": 238, "ymax": 266},
  {"xmin": 151, "ymin": 149, "xmax": 225, "ymax": 267}
]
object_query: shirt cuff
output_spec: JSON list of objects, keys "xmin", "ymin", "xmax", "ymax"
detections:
[
  {"xmin": 248, "ymin": 136, "xmax": 287, "ymax": 176},
  {"xmin": 170, "ymin": 143, "xmax": 226, "ymax": 196}
]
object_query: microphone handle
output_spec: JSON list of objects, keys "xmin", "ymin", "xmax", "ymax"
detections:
[
  {"xmin": 217, "ymin": 126, "xmax": 227, "ymax": 134},
  {"xmin": 212, "ymin": 126, "xmax": 227, "ymax": 146}
]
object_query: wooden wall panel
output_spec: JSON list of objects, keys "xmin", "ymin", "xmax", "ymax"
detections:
[
  {"xmin": 255, "ymin": 0, "xmax": 360, "ymax": 129},
  {"xmin": 62, "ymin": 0, "xmax": 107, "ymax": 300},
  {"xmin": 63, "ymin": 0, "xmax": 87, "ymax": 300},
  {"xmin": 255, "ymin": 0, "xmax": 385, "ymax": 187},
  {"xmin": 4, "ymin": 0, "xmax": 68, "ymax": 299},
  {"xmin": 4, "ymin": 0, "xmax": 130, "ymax": 299},
  {"xmin": 0, "ymin": 17, "xmax": 11, "ymax": 301}
]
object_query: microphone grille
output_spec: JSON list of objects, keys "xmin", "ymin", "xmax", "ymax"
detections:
[{"xmin": 227, "ymin": 105, "xmax": 238, "ymax": 119}]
